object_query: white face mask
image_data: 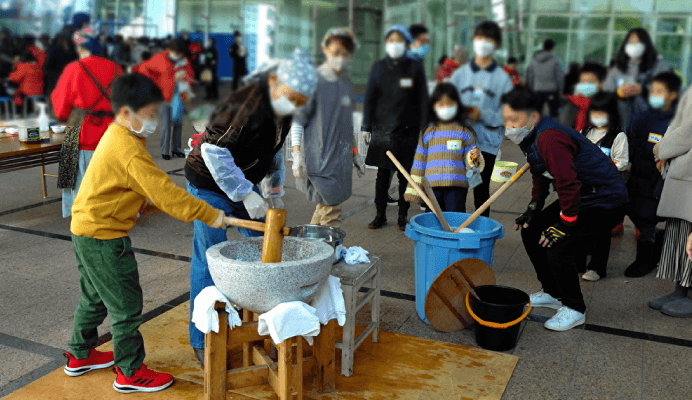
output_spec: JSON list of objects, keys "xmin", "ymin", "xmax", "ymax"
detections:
[
  {"xmin": 130, "ymin": 110, "xmax": 158, "ymax": 138},
  {"xmin": 385, "ymin": 42, "xmax": 406, "ymax": 59},
  {"xmin": 473, "ymin": 39, "xmax": 495, "ymax": 58},
  {"xmin": 328, "ymin": 56, "xmax": 349, "ymax": 72},
  {"xmin": 625, "ymin": 43, "xmax": 645, "ymax": 59},
  {"xmin": 271, "ymin": 94, "xmax": 297, "ymax": 117},
  {"xmin": 435, "ymin": 105, "xmax": 458, "ymax": 122},
  {"xmin": 505, "ymin": 116, "xmax": 536, "ymax": 145},
  {"xmin": 590, "ymin": 116, "xmax": 609, "ymax": 128}
]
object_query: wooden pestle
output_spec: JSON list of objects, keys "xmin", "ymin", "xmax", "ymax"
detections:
[
  {"xmin": 225, "ymin": 215, "xmax": 291, "ymax": 237},
  {"xmin": 386, "ymin": 151, "xmax": 453, "ymax": 232},
  {"xmin": 454, "ymin": 163, "xmax": 531, "ymax": 233},
  {"xmin": 223, "ymin": 209, "xmax": 289, "ymax": 263},
  {"xmin": 261, "ymin": 208, "xmax": 287, "ymax": 263},
  {"xmin": 420, "ymin": 177, "xmax": 453, "ymax": 232}
]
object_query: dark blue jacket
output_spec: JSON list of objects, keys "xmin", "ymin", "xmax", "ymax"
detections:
[
  {"xmin": 520, "ymin": 117, "xmax": 628, "ymax": 210},
  {"xmin": 627, "ymin": 108, "xmax": 676, "ymax": 200},
  {"xmin": 626, "ymin": 107, "xmax": 675, "ymax": 220}
]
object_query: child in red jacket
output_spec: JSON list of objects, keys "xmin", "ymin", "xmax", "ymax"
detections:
[{"xmin": 9, "ymin": 50, "xmax": 43, "ymax": 107}]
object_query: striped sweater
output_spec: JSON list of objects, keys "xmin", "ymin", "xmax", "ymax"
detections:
[{"xmin": 405, "ymin": 123, "xmax": 479, "ymax": 204}]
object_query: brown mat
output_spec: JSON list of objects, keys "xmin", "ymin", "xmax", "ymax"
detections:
[{"xmin": 3, "ymin": 302, "xmax": 518, "ymax": 400}]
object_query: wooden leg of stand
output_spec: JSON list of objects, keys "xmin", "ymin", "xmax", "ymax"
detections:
[
  {"xmin": 242, "ymin": 310, "xmax": 252, "ymax": 367},
  {"xmin": 313, "ymin": 320, "xmax": 336, "ymax": 393},
  {"xmin": 277, "ymin": 339, "xmax": 290, "ymax": 400},
  {"xmin": 292, "ymin": 338, "xmax": 303, "ymax": 400},
  {"xmin": 204, "ymin": 305, "xmax": 228, "ymax": 400}
]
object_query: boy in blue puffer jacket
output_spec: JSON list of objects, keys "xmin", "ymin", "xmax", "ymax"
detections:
[{"xmin": 625, "ymin": 72, "xmax": 681, "ymax": 278}]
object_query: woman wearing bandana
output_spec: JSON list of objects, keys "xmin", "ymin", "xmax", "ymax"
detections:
[{"xmin": 183, "ymin": 49, "xmax": 318, "ymax": 368}]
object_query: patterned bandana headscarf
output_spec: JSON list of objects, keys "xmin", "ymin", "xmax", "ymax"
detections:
[
  {"xmin": 384, "ymin": 24, "xmax": 413, "ymax": 44},
  {"xmin": 276, "ymin": 48, "xmax": 318, "ymax": 98},
  {"xmin": 321, "ymin": 27, "xmax": 359, "ymax": 52}
]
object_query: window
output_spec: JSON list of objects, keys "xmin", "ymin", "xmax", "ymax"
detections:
[
  {"xmin": 535, "ymin": 15, "xmax": 570, "ymax": 30},
  {"xmin": 657, "ymin": 18, "xmax": 686, "ymax": 34},
  {"xmin": 613, "ymin": 0, "xmax": 653, "ymax": 13},
  {"xmin": 531, "ymin": 0, "xmax": 569, "ymax": 13}
]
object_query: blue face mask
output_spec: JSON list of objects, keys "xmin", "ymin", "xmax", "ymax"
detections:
[
  {"xmin": 649, "ymin": 96, "xmax": 666, "ymax": 109},
  {"xmin": 575, "ymin": 83, "xmax": 598, "ymax": 98},
  {"xmin": 408, "ymin": 44, "xmax": 430, "ymax": 59}
]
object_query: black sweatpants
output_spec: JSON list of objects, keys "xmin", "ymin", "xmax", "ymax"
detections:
[
  {"xmin": 375, "ymin": 167, "xmax": 409, "ymax": 217},
  {"xmin": 473, "ymin": 152, "xmax": 496, "ymax": 217},
  {"xmin": 536, "ymin": 91, "xmax": 561, "ymax": 117},
  {"xmin": 521, "ymin": 201, "xmax": 626, "ymax": 313}
]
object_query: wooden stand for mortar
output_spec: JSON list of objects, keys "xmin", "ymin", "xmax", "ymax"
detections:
[{"xmin": 201, "ymin": 208, "xmax": 337, "ymax": 400}]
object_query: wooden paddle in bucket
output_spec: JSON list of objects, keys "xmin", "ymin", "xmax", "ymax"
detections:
[
  {"xmin": 454, "ymin": 163, "xmax": 531, "ymax": 233},
  {"xmin": 386, "ymin": 151, "xmax": 453, "ymax": 232}
]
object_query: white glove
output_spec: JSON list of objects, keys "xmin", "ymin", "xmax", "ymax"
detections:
[
  {"xmin": 266, "ymin": 197, "xmax": 285, "ymax": 209},
  {"xmin": 353, "ymin": 153, "xmax": 366, "ymax": 178},
  {"xmin": 242, "ymin": 191, "xmax": 269, "ymax": 220},
  {"xmin": 362, "ymin": 131, "xmax": 371, "ymax": 146},
  {"xmin": 209, "ymin": 209, "xmax": 227, "ymax": 229},
  {"xmin": 292, "ymin": 150, "xmax": 307, "ymax": 179}
]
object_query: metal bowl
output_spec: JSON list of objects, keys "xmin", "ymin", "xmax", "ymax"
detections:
[{"xmin": 289, "ymin": 224, "xmax": 346, "ymax": 263}]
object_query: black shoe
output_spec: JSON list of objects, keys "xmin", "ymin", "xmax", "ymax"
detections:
[
  {"xmin": 368, "ymin": 215, "xmax": 387, "ymax": 229},
  {"xmin": 162, "ymin": 154, "xmax": 171, "ymax": 160},
  {"xmin": 397, "ymin": 215, "xmax": 407, "ymax": 231},
  {"xmin": 624, "ymin": 241, "xmax": 655, "ymax": 278},
  {"xmin": 387, "ymin": 196, "xmax": 397, "ymax": 206},
  {"xmin": 193, "ymin": 348, "xmax": 204, "ymax": 369},
  {"xmin": 172, "ymin": 151, "xmax": 185, "ymax": 158}
]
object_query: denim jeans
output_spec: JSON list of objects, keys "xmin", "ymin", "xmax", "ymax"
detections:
[
  {"xmin": 160, "ymin": 104, "xmax": 183, "ymax": 156},
  {"xmin": 186, "ymin": 181, "xmax": 263, "ymax": 349}
]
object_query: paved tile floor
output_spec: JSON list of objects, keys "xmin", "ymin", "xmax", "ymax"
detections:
[{"xmin": 1, "ymin": 84, "xmax": 691, "ymax": 399}]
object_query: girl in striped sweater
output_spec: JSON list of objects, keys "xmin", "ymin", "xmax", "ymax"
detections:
[{"xmin": 405, "ymin": 83, "xmax": 484, "ymax": 212}]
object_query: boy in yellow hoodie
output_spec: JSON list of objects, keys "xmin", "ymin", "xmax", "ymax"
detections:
[{"xmin": 64, "ymin": 73, "xmax": 228, "ymax": 393}]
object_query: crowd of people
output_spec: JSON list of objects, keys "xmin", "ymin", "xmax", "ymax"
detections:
[{"xmin": 2, "ymin": 15, "xmax": 690, "ymax": 394}]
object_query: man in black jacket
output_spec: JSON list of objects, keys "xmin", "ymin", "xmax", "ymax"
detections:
[{"xmin": 229, "ymin": 31, "xmax": 248, "ymax": 91}]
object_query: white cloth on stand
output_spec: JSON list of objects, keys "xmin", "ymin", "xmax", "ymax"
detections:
[
  {"xmin": 256, "ymin": 275, "xmax": 347, "ymax": 344},
  {"xmin": 340, "ymin": 246, "xmax": 370, "ymax": 264},
  {"xmin": 257, "ymin": 301, "xmax": 321, "ymax": 345},
  {"xmin": 311, "ymin": 275, "xmax": 346, "ymax": 326},
  {"xmin": 192, "ymin": 286, "xmax": 242, "ymax": 334}
]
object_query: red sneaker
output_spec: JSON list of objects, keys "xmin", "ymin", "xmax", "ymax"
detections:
[
  {"xmin": 63, "ymin": 348, "xmax": 114, "ymax": 377},
  {"xmin": 113, "ymin": 364, "xmax": 174, "ymax": 393}
]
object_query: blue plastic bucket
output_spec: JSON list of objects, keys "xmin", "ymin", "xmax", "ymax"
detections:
[{"xmin": 404, "ymin": 212, "xmax": 505, "ymax": 323}]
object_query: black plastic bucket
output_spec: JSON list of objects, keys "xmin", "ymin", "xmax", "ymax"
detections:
[{"xmin": 465, "ymin": 285, "xmax": 532, "ymax": 351}]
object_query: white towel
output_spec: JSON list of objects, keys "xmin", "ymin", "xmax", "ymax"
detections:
[
  {"xmin": 341, "ymin": 246, "xmax": 370, "ymax": 264},
  {"xmin": 257, "ymin": 302, "xmax": 321, "ymax": 345},
  {"xmin": 311, "ymin": 275, "xmax": 346, "ymax": 326},
  {"xmin": 192, "ymin": 286, "xmax": 242, "ymax": 334}
]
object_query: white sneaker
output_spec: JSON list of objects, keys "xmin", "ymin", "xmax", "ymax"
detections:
[
  {"xmin": 529, "ymin": 290, "xmax": 563, "ymax": 310},
  {"xmin": 582, "ymin": 270, "xmax": 600, "ymax": 281},
  {"xmin": 544, "ymin": 306, "xmax": 585, "ymax": 331}
]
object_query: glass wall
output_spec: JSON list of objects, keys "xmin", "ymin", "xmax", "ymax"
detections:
[{"xmin": 519, "ymin": 0, "xmax": 692, "ymax": 85}]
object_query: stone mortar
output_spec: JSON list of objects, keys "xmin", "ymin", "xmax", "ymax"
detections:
[{"xmin": 206, "ymin": 237, "xmax": 335, "ymax": 314}]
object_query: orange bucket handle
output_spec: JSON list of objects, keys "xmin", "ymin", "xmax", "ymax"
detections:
[{"xmin": 464, "ymin": 292, "xmax": 532, "ymax": 329}]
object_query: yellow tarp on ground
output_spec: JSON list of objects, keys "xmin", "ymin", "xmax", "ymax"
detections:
[{"xmin": 3, "ymin": 301, "xmax": 518, "ymax": 400}]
